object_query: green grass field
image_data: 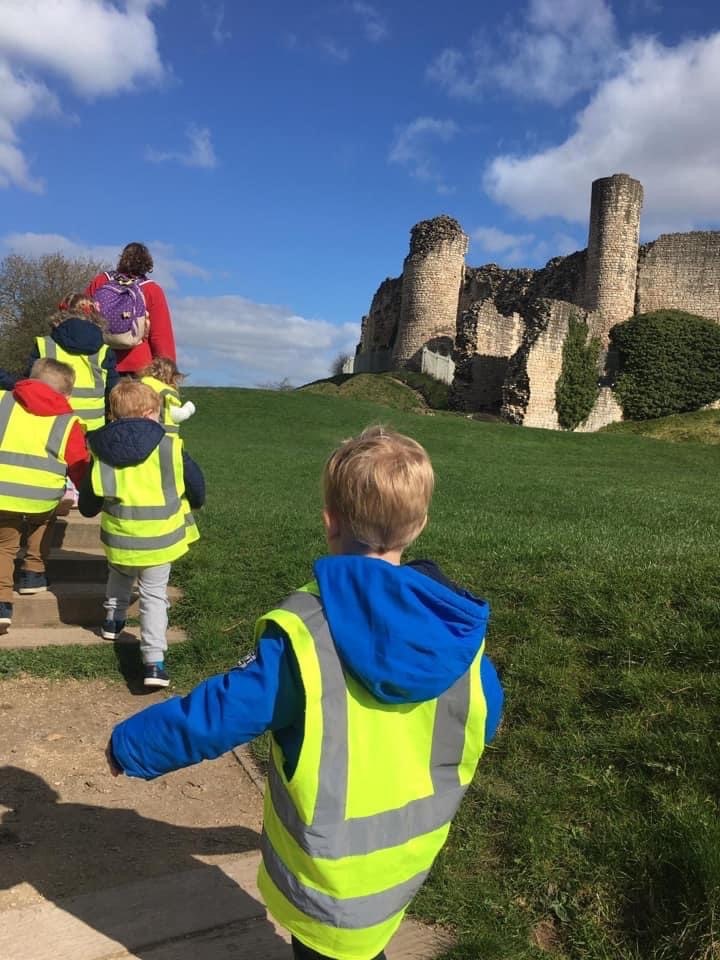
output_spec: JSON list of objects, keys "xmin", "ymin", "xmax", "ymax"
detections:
[{"xmin": 2, "ymin": 386, "xmax": 719, "ymax": 960}]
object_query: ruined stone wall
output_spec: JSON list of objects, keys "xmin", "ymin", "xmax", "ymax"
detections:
[
  {"xmin": 394, "ymin": 216, "xmax": 468, "ymax": 369},
  {"xmin": 635, "ymin": 233, "xmax": 720, "ymax": 321},
  {"xmin": 584, "ymin": 174, "xmax": 643, "ymax": 342},
  {"xmin": 574, "ymin": 388, "xmax": 623, "ymax": 432},
  {"xmin": 452, "ymin": 300, "xmax": 525, "ymax": 410},
  {"xmin": 359, "ymin": 276, "xmax": 402, "ymax": 352}
]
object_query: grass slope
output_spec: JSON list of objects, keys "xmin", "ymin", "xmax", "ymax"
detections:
[
  {"xmin": 301, "ymin": 372, "xmax": 429, "ymax": 412},
  {"xmin": 3, "ymin": 386, "xmax": 719, "ymax": 960},
  {"xmin": 603, "ymin": 408, "xmax": 720, "ymax": 444}
]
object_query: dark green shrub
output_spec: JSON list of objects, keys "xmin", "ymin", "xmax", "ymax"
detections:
[
  {"xmin": 611, "ymin": 311, "xmax": 720, "ymax": 420},
  {"xmin": 390, "ymin": 369, "xmax": 450, "ymax": 410},
  {"xmin": 555, "ymin": 316, "xmax": 601, "ymax": 430}
]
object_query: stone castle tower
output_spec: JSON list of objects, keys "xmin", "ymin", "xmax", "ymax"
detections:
[
  {"xmin": 393, "ymin": 215, "xmax": 468, "ymax": 367},
  {"xmin": 584, "ymin": 173, "xmax": 644, "ymax": 343}
]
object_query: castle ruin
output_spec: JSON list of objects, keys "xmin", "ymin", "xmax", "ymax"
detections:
[{"xmin": 353, "ymin": 173, "xmax": 720, "ymax": 430}]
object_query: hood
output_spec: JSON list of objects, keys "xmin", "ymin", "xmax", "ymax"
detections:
[
  {"xmin": 87, "ymin": 418, "xmax": 165, "ymax": 467},
  {"xmin": 12, "ymin": 379, "xmax": 73, "ymax": 416},
  {"xmin": 52, "ymin": 317, "xmax": 104, "ymax": 355},
  {"xmin": 314, "ymin": 555, "xmax": 489, "ymax": 704}
]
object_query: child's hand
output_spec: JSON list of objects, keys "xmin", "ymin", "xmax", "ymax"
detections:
[{"xmin": 106, "ymin": 740, "xmax": 122, "ymax": 777}]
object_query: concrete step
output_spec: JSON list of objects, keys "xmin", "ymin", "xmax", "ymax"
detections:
[
  {"xmin": 8, "ymin": 583, "xmax": 182, "ymax": 628},
  {"xmin": 51, "ymin": 514, "xmax": 102, "ymax": 550},
  {"xmin": 0, "ymin": 625, "xmax": 187, "ymax": 650},
  {"xmin": 0, "ymin": 851, "xmax": 453, "ymax": 960},
  {"xmin": 16, "ymin": 547, "xmax": 107, "ymax": 584}
]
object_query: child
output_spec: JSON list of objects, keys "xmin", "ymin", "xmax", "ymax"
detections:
[
  {"xmin": 139, "ymin": 356, "xmax": 196, "ymax": 434},
  {"xmin": 0, "ymin": 358, "xmax": 90, "ymax": 626},
  {"xmin": 79, "ymin": 380, "xmax": 205, "ymax": 688},
  {"xmin": 107, "ymin": 426, "xmax": 503, "ymax": 959},
  {"xmin": 30, "ymin": 294, "xmax": 119, "ymax": 432}
]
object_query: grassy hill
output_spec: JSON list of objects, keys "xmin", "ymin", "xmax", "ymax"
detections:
[
  {"xmin": 603, "ymin": 408, "xmax": 720, "ymax": 444},
  {"xmin": 2, "ymin": 385, "xmax": 719, "ymax": 960}
]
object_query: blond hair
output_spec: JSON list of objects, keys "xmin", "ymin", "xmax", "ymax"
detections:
[
  {"xmin": 139, "ymin": 356, "xmax": 185, "ymax": 389},
  {"xmin": 30, "ymin": 357, "xmax": 75, "ymax": 396},
  {"xmin": 52, "ymin": 293, "xmax": 106, "ymax": 331},
  {"xmin": 109, "ymin": 380, "xmax": 161, "ymax": 420},
  {"xmin": 323, "ymin": 425, "xmax": 434, "ymax": 552}
]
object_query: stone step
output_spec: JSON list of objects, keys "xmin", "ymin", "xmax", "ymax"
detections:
[
  {"xmin": 8, "ymin": 583, "xmax": 182, "ymax": 628},
  {"xmin": 0, "ymin": 625, "xmax": 187, "ymax": 650},
  {"xmin": 0, "ymin": 851, "xmax": 453, "ymax": 960},
  {"xmin": 16, "ymin": 547, "xmax": 107, "ymax": 584},
  {"xmin": 51, "ymin": 514, "xmax": 102, "ymax": 550}
]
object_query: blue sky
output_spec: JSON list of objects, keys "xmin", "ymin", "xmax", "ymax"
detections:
[{"xmin": 2, "ymin": 0, "xmax": 720, "ymax": 385}]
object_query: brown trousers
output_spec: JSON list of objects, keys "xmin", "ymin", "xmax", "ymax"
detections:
[{"xmin": 0, "ymin": 509, "xmax": 57, "ymax": 602}]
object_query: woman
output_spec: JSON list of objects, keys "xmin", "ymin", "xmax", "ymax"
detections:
[{"xmin": 85, "ymin": 243, "xmax": 176, "ymax": 374}]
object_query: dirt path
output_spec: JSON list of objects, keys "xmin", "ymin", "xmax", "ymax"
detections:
[{"xmin": 0, "ymin": 676, "xmax": 263, "ymax": 911}]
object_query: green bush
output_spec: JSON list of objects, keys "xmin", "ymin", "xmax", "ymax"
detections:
[
  {"xmin": 611, "ymin": 311, "xmax": 720, "ymax": 421},
  {"xmin": 390, "ymin": 369, "xmax": 450, "ymax": 410},
  {"xmin": 555, "ymin": 316, "xmax": 601, "ymax": 430}
]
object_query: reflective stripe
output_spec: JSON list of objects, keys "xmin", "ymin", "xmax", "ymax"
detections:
[
  {"xmin": 0, "ymin": 481, "xmax": 64, "ymax": 500},
  {"xmin": 101, "ymin": 525, "xmax": 187, "ymax": 551},
  {"xmin": 0, "ymin": 392, "xmax": 13, "ymax": 437},
  {"xmin": 69, "ymin": 407, "xmax": 104, "ymax": 421},
  {"xmin": 267, "ymin": 591, "xmax": 472, "ymax": 859},
  {"xmin": 261, "ymin": 833, "xmax": 430, "ymax": 930},
  {"xmin": 0, "ymin": 451, "xmax": 66, "ymax": 476},
  {"xmin": 46, "ymin": 414, "xmax": 75, "ymax": 458},
  {"xmin": 100, "ymin": 438, "xmax": 181, "ymax": 519},
  {"xmin": 42, "ymin": 341, "xmax": 105, "ymax": 399}
]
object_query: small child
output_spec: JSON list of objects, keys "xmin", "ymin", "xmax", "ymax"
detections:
[
  {"xmin": 0, "ymin": 358, "xmax": 90, "ymax": 626},
  {"xmin": 79, "ymin": 380, "xmax": 205, "ymax": 688},
  {"xmin": 107, "ymin": 426, "xmax": 503, "ymax": 960},
  {"xmin": 29, "ymin": 294, "xmax": 119, "ymax": 433},
  {"xmin": 139, "ymin": 357, "xmax": 195, "ymax": 434}
]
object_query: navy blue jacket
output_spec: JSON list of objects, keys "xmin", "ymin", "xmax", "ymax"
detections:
[
  {"xmin": 0, "ymin": 369, "xmax": 18, "ymax": 390},
  {"xmin": 110, "ymin": 555, "xmax": 504, "ymax": 781},
  {"xmin": 28, "ymin": 318, "xmax": 119, "ymax": 409},
  {"xmin": 78, "ymin": 418, "xmax": 206, "ymax": 517}
]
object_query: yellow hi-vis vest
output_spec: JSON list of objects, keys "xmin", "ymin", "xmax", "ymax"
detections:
[
  {"xmin": 140, "ymin": 376, "xmax": 181, "ymax": 434},
  {"xmin": 0, "ymin": 390, "xmax": 76, "ymax": 514},
  {"xmin": 91, "ymin": 433, "xmax": 199, "ymax": 567},
  {"xmin": 256, "ymin": 584, "xmax": 488, "ymax": 960},
  {"xmin": 36, "ymin": 336, "xmax": 109, "ymax": 432}
]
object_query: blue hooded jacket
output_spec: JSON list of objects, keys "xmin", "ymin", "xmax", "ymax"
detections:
[
  {"xmin": 111, "ymin": 555, "xmax": 503, "ymax": 780},
  {"xmin": 27, "ymin": 317, "xmax": 119, "ymax": 407}
]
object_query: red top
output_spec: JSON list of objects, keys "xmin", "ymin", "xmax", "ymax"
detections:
[
  {"xmin": 12, "ymin": 380, "xmax": 90, "ymax": 489},
  {"xmin": 85, "ymin": 273, "xmax": 177, "ymax": 373}
]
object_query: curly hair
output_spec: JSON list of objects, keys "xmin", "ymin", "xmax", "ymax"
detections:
[
  {"xmin": 140, "ymin": 356, "xmax": 186, "ymax": 389},
  {"xmin": 51, "ymin": 293, "xmax": 106, "ymax": 331},
  {"xmin": 117, "ymin": 242, "xmax": 153, "ymax": 277}
]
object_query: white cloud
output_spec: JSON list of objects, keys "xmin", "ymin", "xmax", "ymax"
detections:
[
  {"xmin": 388, "ymin": 117, "xmax": 458, "ymax": 194},
  {"xmin": 1, "ymin": 233, "xmax": 209, "ymax": 292},
  {"xmin": 172, "ymin": 297, "xmax": 357, "ymax": 386},
  {"xmin": 146, "ymin": 124, "xmax": 218, "ymax": 169},
  {"xmin": 351, "ymin": 2, "xmax": 388, "ymax": 43},
  {"xmin": 0, "ymin": 0, "xmax": 166, "ymax": 191},
  {"xmin": 485, "ymin": 33, "xmax": 720, "ymax": 233},
  {"xmin": 427, "ymin": 0, "xmax": 618, "ymax": 106},
  {"xmin": 471, "ymin": 225, "xmax": 583, "ymax": 267},
  {"xmin": 205, "ymin": 3, "xmax": 231, "ymax": 45},
  {"xmin": 319, "ymin": 38, "xmax": 350, "ymax": 62}
]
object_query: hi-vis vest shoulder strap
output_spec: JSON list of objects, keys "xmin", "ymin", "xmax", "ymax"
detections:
[
  {"xmin": 37, "ymin": 337, "xmax": 108, "ymax": 430},
  {"xmin": 140, "ymin": 376, "xmax": 180, "ymax": 434},
  {"xmin": 0, "ymin": 391, "xmax": 76, "ymax": 514},
  {"xmin": 256, "ymin": 585, "xmax": 487, "ymax": 960},
  {"xmin": 91, "ymin": 433, "xmax": 198, "ymax": 567}
]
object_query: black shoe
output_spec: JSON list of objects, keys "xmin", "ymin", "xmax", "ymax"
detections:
[
  {"xmin": 143, "ymin": 663, "xmax": 170, "ymax": 688},
  {"xmin": 101, "ymin": 618, "xmax": 126, "ymax": 640},
  {"xmin": 17, "ymin": 571, "xmax": 48, "ymax": 594},
  {"xmin": 0, "ymin": 602, "xmax": 12, "ymax": 625}
]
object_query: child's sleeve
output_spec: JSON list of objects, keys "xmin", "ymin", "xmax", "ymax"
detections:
[
  {"xmin": 110, "ymin": 628, "xmax": 302, "ymax": 779},
  {"xmin": 169, "ymin": 400, "xmax": 196, "ymax": 424},
  {"xmin": 77, "ymin": 460, "xmax": 103, "ymax": 517},
  {"xmin": 481, "ymin": 654, "xmax": 504, "ymax": 743},
  {"xmin": 0, "ymin": 369, "xmax": 18, "ymax": 390},
  {"xmin": 64, "ymin": 423, "xmax": 91, "ymax": 489},
  {"xmin": 102, "ymin": 349, "xmax": 119, "ymax": 403},
  {"xmin": 182, "ymin": 449, "xmax": 206, "ymax": 509}
]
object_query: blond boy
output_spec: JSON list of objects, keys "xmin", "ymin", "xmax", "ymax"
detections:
[
  {"xmin": 78, "ymin": 380, "xmax": 205, "ymax": 687},
  {"xmin": 0, "ymin": 358, "xmax": 90, "ymax": 626},
  {"xmin": 106, "ymin": 426, "xmax": 503, "ymax": 959}
]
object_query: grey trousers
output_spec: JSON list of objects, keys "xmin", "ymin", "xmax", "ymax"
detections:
[{"xmin": 104, "ymin": 562, "xmax": 172, "ymax": 664}]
